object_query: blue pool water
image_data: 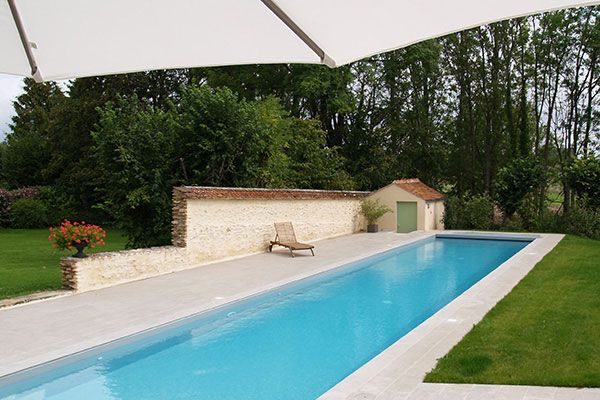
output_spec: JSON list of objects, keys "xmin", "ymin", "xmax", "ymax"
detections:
[{"xmin": 0, "ymin": 237, "xmax": 529, "ymax": 400}]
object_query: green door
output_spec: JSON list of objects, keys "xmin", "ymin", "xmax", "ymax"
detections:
[{"xmin": 396, "ymin": 201, "xmax": 417, "ymax": 233}]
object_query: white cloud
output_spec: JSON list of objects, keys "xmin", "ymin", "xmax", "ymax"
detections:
[{"xmin": 0, "ymin": 74, "xmax": 25, "ymax": 141}]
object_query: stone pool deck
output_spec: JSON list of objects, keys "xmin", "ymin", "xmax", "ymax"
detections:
[{"xmin": 1, "ymin": 231, "xmax": 597, "ymax": 399}]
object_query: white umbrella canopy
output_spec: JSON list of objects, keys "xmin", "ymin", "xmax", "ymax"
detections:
[{"xmin": 2, "ymin": 0, "xmax": 599, "ymax": 82}]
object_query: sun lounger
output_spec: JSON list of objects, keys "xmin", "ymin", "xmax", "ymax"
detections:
[{"xmin": 268, "ymin": 222, "xmax": 315, "ymax": 257}]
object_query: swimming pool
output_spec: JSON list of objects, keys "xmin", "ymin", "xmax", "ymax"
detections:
[{"xmin": 0, "ymin": 236, "xmax": 530, "ymax": 399}]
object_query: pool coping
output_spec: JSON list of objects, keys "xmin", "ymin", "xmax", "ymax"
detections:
[{"xmin": 320, "ymin": 232, "xmax": 600, "ymax": 400}]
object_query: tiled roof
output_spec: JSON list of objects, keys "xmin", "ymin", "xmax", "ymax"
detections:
[
  {"xmin": 174, "ymin": 186, "xmax": 371, "ymax": 200},
  {"xmin": 392, "ymin": 178, "xmax": 444, "ymax": 201}
]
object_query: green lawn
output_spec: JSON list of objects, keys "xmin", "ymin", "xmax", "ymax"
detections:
[
  {"xmin": 425, "ymin": 235, "xmax": 600, "ymax": 388},
  {"xmin": 0, "ymin": 229, "xmax": 127, "ymax": 300}
]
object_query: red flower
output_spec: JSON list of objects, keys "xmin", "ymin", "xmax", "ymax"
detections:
[{"xmin": 49, "ymin": 221, "xmax": 107, "ymax": 253}]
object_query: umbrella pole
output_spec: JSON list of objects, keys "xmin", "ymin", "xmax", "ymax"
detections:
[
  {"xmin": 259, "ymin": 0, "xmax": 336, "ymax": 68},
  {"xmin": 7, "ymin": 0, "xmax": 43, "ymax": 82}
]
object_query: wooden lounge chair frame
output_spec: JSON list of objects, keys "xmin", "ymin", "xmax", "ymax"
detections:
[{"xmin": 268, "ymin": 222, "xmax": 315, "ymax": 257}]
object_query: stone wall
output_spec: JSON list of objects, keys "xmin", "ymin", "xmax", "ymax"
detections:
[
  {"xmin": 61, "ymin": 186, "xmax": 369, "ymax": 292},
  {"xmin": 177, "ymin": 186, "xmax": 369, "ymax": 264},
  {"xmin": 171, "ymin": 189, "xmax": 187, "ymax": 247},
  {"xmin": 60, "ymin": 246, "xmax": 189, "ymax": 291},
  {"xmin": 185, "ymin": 199, "xmax": 365, "ymax": 264}
]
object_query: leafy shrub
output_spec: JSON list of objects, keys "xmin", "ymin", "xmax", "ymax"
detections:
[
  {"xmin": 494, "ymin": 157, "xmax": 544, "ymax": 218},
  {"xmin": 0, "ymin": 186, "xmax": 42, "ymax": 227},
  {"xmin": 515, "ymin": 197, "xmax": 538, "ymax": 231},
  {"xmin": 360, "ymin": 199, "xmax": 391, "ymax": 224},
  {"xmin": 532, "ymin": 209, "xmax": 560, "ymax": 233},
  {"xmin": 533, "ymin": 207, "xmax": 600, "ymax": 240},
  {"xmin": 566, "ymin": 157, "xmax": 600, "ymax": 209},
  {"xmin": 556, "ymin": 207, "xmax": 600, "ymax": 240},
  {"xmin": 498, "ymin": 214, "xmax": 526, "ymax": 232},
  {"xmin": 0, "ymin": 189, "xmax": 10, "ymax": 227},
  {"xmin": 37, "ymin": 186, "xmax": 77, "ymax": 225},
  {"xmin": 443, "ymin": 195, "xmax": 494, "ymax": 230},
  {"xmin": 10, "ymin": 198, "xmax": 49, "ymax": 228},
  {"xmin": 10, "ymin": 187, "xmax": 39, "ymax": 200}
]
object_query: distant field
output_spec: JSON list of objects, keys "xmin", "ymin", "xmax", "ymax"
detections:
[
  {"xmin": 0, "ymin": 229, "xmax": 127, "ymax": 300},
  {"xmin": 546, "ymin": 187, "xmax": 564, "ymax": 208}
]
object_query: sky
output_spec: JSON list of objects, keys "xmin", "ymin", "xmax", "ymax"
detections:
[{"xmin": 0, "ymin": 73, "xmax": 25, "ymax": 141}]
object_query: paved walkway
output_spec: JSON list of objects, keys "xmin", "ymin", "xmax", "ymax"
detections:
[
  {"xmin": 1, "ymin": 231, "xmax": 598, "ymax": 400},
  {"xmin": 0, "ymin": 290, "xmax": 70, "ymax": 309}
]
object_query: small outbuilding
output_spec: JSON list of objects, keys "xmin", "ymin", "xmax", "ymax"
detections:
[{"xmin": 368, "ymin": 179, "xmax": 445, "ymax": 232}]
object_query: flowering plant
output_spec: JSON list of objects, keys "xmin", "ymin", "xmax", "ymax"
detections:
[{"xmin": 48, "ymin": 220, "xmax": 106, "ymax": 255}]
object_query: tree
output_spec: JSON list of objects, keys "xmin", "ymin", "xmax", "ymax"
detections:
[
  {"xmin": 2, "ymin": 78, "xmax": 63, "ymax": 187},
  {"xmin": 92, "ymin": 97, "xmax": 179, "ymax": 247},
  {"xmin": 494, "ymin": 157, "xmax": 545, "ymax": 218},
  {"xmin": 41, "ymin": 71, "xmax": 189, "ymax": 223},
  {"xmin": 279, "ymin": 118, "xmax": 355, "ymax": 190},
  {"xmin": 2, "ymin": 5, "xmax": 599, "ymax": 242},
  {"xmin": 567, "ymin": 157, "xmax": 600, "ymax": 209},
  {"xmin": 0, "ymin": 142, "xmax": 6, "ymax": 186},
  {"xmin": 92, "ymin": 87, "xmax": 356, "ymax": 246},
  {"xmin": 176, "ymin": 86, "xmax": 278, "ymax": 187},
  {"xmin": 198, "ymin": 64, "xmax": 355, "ymax": 148}
]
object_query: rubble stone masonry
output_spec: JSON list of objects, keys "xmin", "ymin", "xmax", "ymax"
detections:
[{"xmin": 61, "ymin": 186, "xmax": 370, "ymax": 292}]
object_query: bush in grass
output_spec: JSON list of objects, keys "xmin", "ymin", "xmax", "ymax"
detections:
[
  {"xmin": 441, "ymin": 196, "xmax": 461, "ymax": 229},
  {"xmin": 443, "ymin": 195, "xmax": 495, "ymax": 230},
  {"xmin": 0, "ymin": 186, "xmax": 82, "ymax": 228},
  {"xmin": 515, "ymin": 197, "xmax": 538, "ymax": 230},
  {"xmin": 10, "ymin": 198, "xmax": 50, "ymax": 228}
]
